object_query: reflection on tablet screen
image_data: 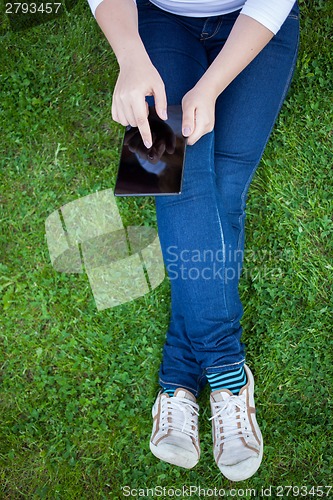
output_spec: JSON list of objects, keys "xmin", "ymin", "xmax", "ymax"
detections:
[{"xmin": 114, "ymin": 105, "xmax": 187, "ymax": 196}]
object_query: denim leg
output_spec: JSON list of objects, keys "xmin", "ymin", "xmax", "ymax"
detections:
[
  {"xmin": 138, "ymin": 2, "xmax": 213, "ymax": 396},
  {"xmin": 211, "ymin": 6, "xmax": 300, "ymax": 254},
  {"xmin": 202, "ymin": 7, "xmax": 300, "ymax": 377}
]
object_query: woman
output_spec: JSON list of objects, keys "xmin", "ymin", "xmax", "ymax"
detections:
[{"xmin": 87, "ymin": 0, "xmax": 299, "ymax": 481}]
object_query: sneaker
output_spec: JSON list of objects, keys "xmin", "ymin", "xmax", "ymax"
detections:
[
  {"xmin": 209, "ymin": 364, "xmax": 263, "ymax": 481},
  {"xmin": 150, "ymin": 388, "xmax": 200, "ymax": 469}
]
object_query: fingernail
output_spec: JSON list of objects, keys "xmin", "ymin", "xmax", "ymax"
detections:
[
  {"xmin": 161, "ymin": 109, "xmax": 168, "ymax": 120},
  {"xmin": 144, "ymin": 140, "xmax": 152, "ymax": 149},
  {"xmin": 183, "ymin": 127, "xmax": 191, "ymax": 136}
]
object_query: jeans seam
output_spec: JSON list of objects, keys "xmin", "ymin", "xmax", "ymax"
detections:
[
  {"xmin": 159, "ymin": 376, "xmax": 199, "ymax": 395},
  {"xmin": 237, "ymin": 165, "xmax": 260, "ymax": 251},
  {"xmin": 211, "ymin": 136, "xmax": 228, "ymax": 314},
  {"xmin": 205, "ymin": 358, "xmax": 245, "ymax": 373}
]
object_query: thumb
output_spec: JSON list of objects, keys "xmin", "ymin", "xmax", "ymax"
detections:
[{"xmin": 182, "ymin": 100, "xmax": 195, "ymax": 138}]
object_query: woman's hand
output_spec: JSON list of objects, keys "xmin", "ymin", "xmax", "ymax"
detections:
[
  {"xmin": 95, "ymin": 0, "xmax": 167, "ymax": 147},
  {"xmin": 112, "ymin": 53, "xmax": 168, "ymax": 149},
  {"xmin": 181, "ymin": 82, "xmax": 218, "ymax": 145}
]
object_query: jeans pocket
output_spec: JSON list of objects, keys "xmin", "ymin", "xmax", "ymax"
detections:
[{"xmin": 288, "ymin": 1, "xmax": 299, "ymax": 20}]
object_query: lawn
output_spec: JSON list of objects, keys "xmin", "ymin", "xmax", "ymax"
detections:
[{"xmin": 0, "ymin": 0, "xmax": 332, "ymax": 498}]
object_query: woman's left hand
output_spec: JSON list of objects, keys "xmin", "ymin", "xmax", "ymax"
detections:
[{"xmin": 181, "ymin": 82, "xmax": 218, "ymax": 145}]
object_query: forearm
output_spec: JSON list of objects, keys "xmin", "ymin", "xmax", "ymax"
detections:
[
  {"xmin": 95, "ymin": 0, "xmax": 148, "ymax": 65},
  {"xmin": 199, "ymin": 14, "xmax": 274, "ymax": 98},
  {"xmin": 93, "ymin": 0, "xmax": 167, "ymax": 147}
]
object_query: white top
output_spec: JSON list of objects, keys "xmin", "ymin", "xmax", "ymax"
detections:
[{"xmin": 88, "ymin": 0, "xmax": 295, "ymax": 35}]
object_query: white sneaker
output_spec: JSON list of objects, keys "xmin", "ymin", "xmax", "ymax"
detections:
[
  {"xmin": 209, "ymin": 364, "xmax": 263, "ymax": 481},
  {"xmin": 150, "ymin": 388, "xmax": 200, "ymax": 469}
]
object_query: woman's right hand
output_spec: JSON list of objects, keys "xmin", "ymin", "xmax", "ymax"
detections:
[{"xmin": 112, "ymin": 53, "xmax": 168, "ymax": 149}]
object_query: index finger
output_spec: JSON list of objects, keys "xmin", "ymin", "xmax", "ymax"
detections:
[{"xmin": 132, "ymin": 101, "xmax": 152, "ymax": 149}]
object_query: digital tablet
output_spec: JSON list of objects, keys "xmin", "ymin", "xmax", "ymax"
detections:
[{"xmin": 114, "ymin": 105, "xmax": 187, "ymax": 196}]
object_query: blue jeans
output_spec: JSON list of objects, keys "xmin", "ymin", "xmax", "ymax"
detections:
[{"xmin": 137, "ymin": 0, "xmax": 300, "ymax": 396}]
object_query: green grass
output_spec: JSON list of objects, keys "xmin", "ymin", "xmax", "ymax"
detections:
[{"xmin": 1, "ymin": 0, "xmax": 332, "ymax": 497}]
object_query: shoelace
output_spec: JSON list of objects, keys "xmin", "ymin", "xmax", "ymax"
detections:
[
  {"xmin": 160, "ymin": 396, "xmax": 199, "ymax": 438},
  {"xmin": 209, "ymin": 394, "xmax": 254, "ymax": 444}
]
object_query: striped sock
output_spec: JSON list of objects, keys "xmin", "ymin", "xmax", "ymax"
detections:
[
  {"xmin": 162, "ymin": 388, "xmax": 175, "ymax": 397},
  {"xmin": 207, "ymin": 366, "xmax": 247, "ymax": 396}
]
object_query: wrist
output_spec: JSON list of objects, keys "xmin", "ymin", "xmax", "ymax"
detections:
[
  {"xmin": 194, "ymin": 76, "xmax": 220, "ymax": 102},
  {"xmin": 116, "ymin": 39, "xmax": 149, "ymax": 67}
]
